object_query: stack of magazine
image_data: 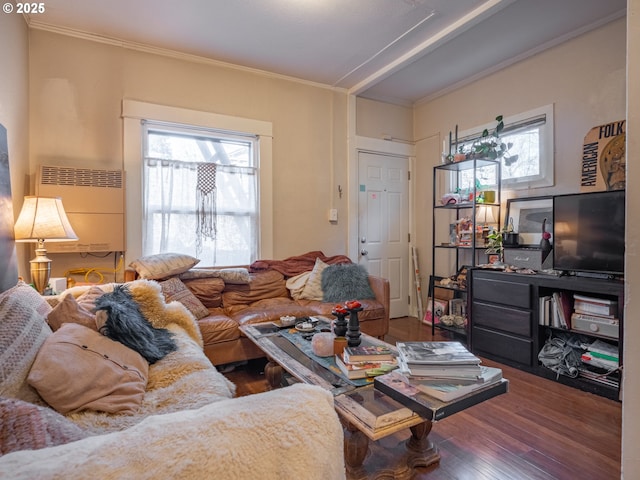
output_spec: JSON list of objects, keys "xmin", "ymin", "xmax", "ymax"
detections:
[{"xmin": 387, "ymin": 341, "xmax": 503, "ymax": 401}]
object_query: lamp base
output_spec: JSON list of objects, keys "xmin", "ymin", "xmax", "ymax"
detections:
[{"xmin": 30, "ymin": 244, "xmax": 51, "ymax": 294}]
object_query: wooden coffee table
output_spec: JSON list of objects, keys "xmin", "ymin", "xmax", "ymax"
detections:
[{"xmin": 240, "ymin": 319, "xmax": 507, "ymax": 479}]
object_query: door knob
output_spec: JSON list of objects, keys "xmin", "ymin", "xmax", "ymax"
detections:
[{"xmin": 360, "ymin": 249, "xmax": 368, "ymax": 256}]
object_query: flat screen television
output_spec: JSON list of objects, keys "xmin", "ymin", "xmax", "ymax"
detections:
[{"xmin": 553, "ymin": 190, "xmax": 625, "ymax": 276}]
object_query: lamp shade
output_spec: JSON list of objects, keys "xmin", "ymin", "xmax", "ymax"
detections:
[
  {"xmin": 14, "ymin": 196, "xmax": 78, "ymax": 242},
  {"xmin": 475, "ymin": 205, "xmax": 497, "ymax": 225}
]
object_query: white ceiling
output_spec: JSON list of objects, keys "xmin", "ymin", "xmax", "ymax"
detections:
[{"xmin": 26, "ymin": 0, "xmax": 627, "ymax": 105}]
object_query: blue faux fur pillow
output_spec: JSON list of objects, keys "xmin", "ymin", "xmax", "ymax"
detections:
[
  {"xmin": 321, "ymin": 264, "xmax": 375, "ymax": 303},
  {"xmin": 94, "ymin": 284, "xmax": 177, "ymax": 364}
]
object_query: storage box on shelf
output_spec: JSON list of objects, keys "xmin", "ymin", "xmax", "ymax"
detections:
[{"xmin": 468, "ymin": 268, "xmax": 623, "ymax": 400}]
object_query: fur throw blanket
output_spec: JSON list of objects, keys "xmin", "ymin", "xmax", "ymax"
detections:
[
  {"xmin": 0, "ymin": 384, "xmax": 345, "ymax": 480},
  {"xmin": 249, "ymin": 250, "xmax": 352, "ymax": 277},
  {"xmin": 95, "ymin": 284, "xmax": 177, "ymax": 364},
  {"xmin": 65, "ymin": 279, "xmax": 231, "ymax": 435},
  {"xmin": 127, "ymin": 280, "xmax": 203, "ymax": 348}
]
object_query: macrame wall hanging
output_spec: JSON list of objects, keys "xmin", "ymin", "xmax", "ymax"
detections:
[{"xmin": 195, "ymin": 163, "xmax": 217, "ymax": 256}]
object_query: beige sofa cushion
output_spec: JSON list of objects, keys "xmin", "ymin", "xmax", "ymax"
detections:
[{"xmin": 28, "ymin": 323, "xmax": 149, "ymax": 414}]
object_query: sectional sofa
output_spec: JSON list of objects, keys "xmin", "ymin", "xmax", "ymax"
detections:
[{"xmin": 124, "ymin": 252, "xmax": 391, "ymax": 366}]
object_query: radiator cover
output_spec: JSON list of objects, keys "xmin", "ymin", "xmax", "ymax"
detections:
[{"xmin": 36, "ymin": 165, "xmax": 125, "ymax": 253}]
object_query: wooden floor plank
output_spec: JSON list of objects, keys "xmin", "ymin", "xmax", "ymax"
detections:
[{"xmin": 224, "ymin": 317, "xmax": 621, "ymax": 479}]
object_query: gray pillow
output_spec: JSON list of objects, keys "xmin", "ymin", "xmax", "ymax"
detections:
[{"xmin": 321, "ymin": 264, "xmax": 375, "ymax": 303}]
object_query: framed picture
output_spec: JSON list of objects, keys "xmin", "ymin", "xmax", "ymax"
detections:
[
  {"xmin": 449, "ymin": 298, "xmax": 466, "ymax": 317},
  {"xmin": 506, "ymin": 196, "xmax": 553, "ymax": 247}
]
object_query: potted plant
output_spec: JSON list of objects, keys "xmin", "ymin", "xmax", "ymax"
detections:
[
  {"xmin": 464, "ymin": 115, "xmax": 519, "ymax": 166},
  {"xmin": 485, "ymin": 228, "xmax": 504, "ymax": 259}
]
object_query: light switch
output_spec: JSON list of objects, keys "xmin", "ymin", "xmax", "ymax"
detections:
[{"xmin": 329, "ymin": 209, "xmax": 338, "ymax": 222}]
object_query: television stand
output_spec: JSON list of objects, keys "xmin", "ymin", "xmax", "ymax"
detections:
[{"xmin": 468, "ymin": 268, "xmax": 623, "ymax": 400}]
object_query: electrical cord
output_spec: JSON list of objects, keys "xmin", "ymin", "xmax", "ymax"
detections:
[{"xmin": 64, "ymin": 253, "xmax": 124, "ymax": 285}]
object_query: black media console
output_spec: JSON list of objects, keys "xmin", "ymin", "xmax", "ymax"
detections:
[{"xmin": 468, "ymin": 268, "xmax": 623, "ymax": 400}]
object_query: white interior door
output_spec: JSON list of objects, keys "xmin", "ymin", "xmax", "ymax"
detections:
[{"xmin": 358, "ymin": 151, "xmax": 409, "ymax": 318}]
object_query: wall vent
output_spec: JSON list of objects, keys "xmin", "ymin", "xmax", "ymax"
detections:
[
  {"xmin": 40, "ymin": 165, "xmax": 123, "ymax": 189},
  {"xmin": 36, "ymin": 165, "xmax": 125, "ymax": 253}
]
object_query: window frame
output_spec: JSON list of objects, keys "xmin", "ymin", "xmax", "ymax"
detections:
[
  {"xmin": 122, "ymin": 100, "xmax": 273, "ymax": 266},
  {"xmin": 454, "ymin": 104, "xmax": 554, "ymax": 190}
]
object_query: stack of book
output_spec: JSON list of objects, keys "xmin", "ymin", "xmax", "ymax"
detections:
[
  {"xmin": 335, "ymin": 344, "xmax": 398, "ymax": 379},
  {"xmin": 378, "ymin": 341, "xmax": 502, "ymax": 402},
  {"xmin": 581, "ymin": 339, "xmax": 619, "ymax": 371},
  {"xmin": 571, "ymin": 294, "xmax": 619, "ymax": 339},
  {"xmin": 539, "ymin": 292, "xmax": 572, "ymax": 328}
]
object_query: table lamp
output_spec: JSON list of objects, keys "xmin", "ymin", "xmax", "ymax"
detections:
[
  {"xmin": 14, "ymin": 196, "xmax": 78, "ymax": 294},
  {"xmin": 475, "ymin": 205, "xmax": 497, "ymax": 245}
]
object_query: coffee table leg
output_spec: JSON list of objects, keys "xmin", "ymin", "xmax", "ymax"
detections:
[
  {"xmin": 344, "ymin": 422, "xmax": 369, "ymax": 478},
  {"xmin": 406, "ymin": 420, "xmax": 440, "ymax": 468},
  {"xmin": 263, "ymin": 357, "xmax": 282, "ymax": 390}
]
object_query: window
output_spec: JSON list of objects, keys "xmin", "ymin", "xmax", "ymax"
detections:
[
  {"xmin": 456, "ymin": 105, "xmax": 554, "ymax": 190},
  {"xmin": 142, "ymin": 122, "xmax": 259, "ymax": 266},
  {"xmin": 122, "ymin": 100, "xmax": 273, "ymax": 266}
]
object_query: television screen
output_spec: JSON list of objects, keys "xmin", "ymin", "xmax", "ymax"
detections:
[{"xmin": 553, "ymin": 190, "xmax": 625, "ymax": 276}]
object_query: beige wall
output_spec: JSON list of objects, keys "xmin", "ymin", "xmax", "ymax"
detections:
[
  {"xmin": 28, "ymin": 29, "xmax": 350, "ymax": 279},
  {"xmin": 0, "ymin": 13, "xmax": 29, "ymax": 275},
  {"xmin": 623, "ymin": 1, "xmax": 638, "ymax": 477},
  {"xmin": 356, "ymin": 97, "xmax": 413, "ymax": 142}
]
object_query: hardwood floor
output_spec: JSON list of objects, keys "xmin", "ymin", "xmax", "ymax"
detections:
[{"xmin": 224, "ymin": 317, "xmax": 621, "ymax": 479}]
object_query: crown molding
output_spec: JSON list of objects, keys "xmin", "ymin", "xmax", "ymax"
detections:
[{"xmin": 27, "ymin": 20, "xmax": 348, "ymax": 95}]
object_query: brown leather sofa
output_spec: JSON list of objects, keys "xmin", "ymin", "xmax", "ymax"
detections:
[{"xmin": 125, "ymin": 268, "xmax": 390, "ymax": 366}]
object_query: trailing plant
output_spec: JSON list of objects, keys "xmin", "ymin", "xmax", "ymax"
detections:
[{"xmin": 463, "ymin": 115, "xmax": 519, "ymax": 166}]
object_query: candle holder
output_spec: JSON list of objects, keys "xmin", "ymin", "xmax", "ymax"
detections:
[
  {"xmin": 346, "ymin": 306, "xmax": 363, "ymax": 347},
  {"xmin": 331, "ymin": 308, "xmax": 349, "ymax": 337}
]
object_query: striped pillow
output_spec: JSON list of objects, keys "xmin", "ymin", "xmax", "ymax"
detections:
[{"xmin": 0, "ymin": 295, "xmax": 52, "ymax": 405}]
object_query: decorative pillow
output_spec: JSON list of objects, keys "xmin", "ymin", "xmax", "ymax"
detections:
[
  {"xmin": 160, "ymin": 277, "xmax": 210, "ymax": 320},
  {"xmin": 76, "ymin": 285, "xmax": 106, "ymax": 309},
  {"xmin": 321, "ymin": 263, "xmax": 376, "ymax": 303},
  {"xmin": 222, "ymin": 270, "xmax": 288, "ymax": 307},
  {"xmin": 0, "ymin": 296, "xmax": 52, "ymax": 405},
  {"xmin": 27, "ymin": 323, "xmax": 149, "ymax": 414},
  {"xmin": 46, "ymin": 294, "xmax": 97, "ymax": 332},
  {"xmin": 129, "ymin": 253, "xmax": 200, "ymax": 280},
  {"xmin": 94, "ymin": 284, "xmax": 178, "ymax": 364},
  {"xmin": 300, "ymin": 258, "xmax": 329, "ymax": 301},
  {"xmin": 286, "ymin": 271, "xmax": 312, "ymax": 300},
  {"xmin": 179, "ymin": 267, "xmax": 251, "ymax": 284},
  {"xmin": 0, "ymin": 397, "xmax": 88, "ymax": 455},
  {"xmin": 0, "ymin": 280, "xmax": 52, "ymax": 317}
]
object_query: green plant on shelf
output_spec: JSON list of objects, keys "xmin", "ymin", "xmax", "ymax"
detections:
[{"xmin": 460, "ymin": 115, "xmax": 519, "ymax": 166}]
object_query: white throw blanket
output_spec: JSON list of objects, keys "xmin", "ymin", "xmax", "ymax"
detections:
[{"xmin": 0, "ymin": 384, "xmax": 346, "ymax": 480}]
